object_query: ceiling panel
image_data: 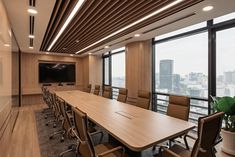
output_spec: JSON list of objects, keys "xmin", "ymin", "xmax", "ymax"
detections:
[{"xmin": 40, "ymin": 0, "xmax": 204, "ymax": 55}]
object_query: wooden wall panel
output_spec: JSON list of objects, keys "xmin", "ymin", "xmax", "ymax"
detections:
[
  {"xmin": 89, "ymin": 55, "xmax": 103, "ymax": 91},
  {"xmin": 80, "ymin": 55, "xmax": 103, "ymax": 92},
  {"xmin": 21, "ymin": 53, "xmax": 84, "ymax": 92},
  {"xmin": 21, "ymin": 53, "xmax": 85, "ymax": 105},
  {"xmin": 81, "ymin": 55, "xmax": 89, "ymax": 90},
  {"xmin": 126, "ymin": 40, "xmax": 152, "ymax": 99}
]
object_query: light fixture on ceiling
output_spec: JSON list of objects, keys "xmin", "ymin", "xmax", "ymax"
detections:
[
  {"xmin": 104, "ymin": 45, "xmax": 109, "ymax": 49},
  {"xmin": 202, "ymin": 6, "xmax": 213, "ymax": 12},
  {"xmin": 29, "ymin": 46, "xmax": 34, "ymax": 49},
  {"xmin": 27, "ymin": 8, "xmax": 38, "ymax": 14},
  {"xmin": 8, "ymin": 30, "xmax": 11, "ymax": 37},
  {"xmin": 75, "ymin": 40, "xmax": 79, "ymax": 43},
  {"xmin": 134, "ymin": 34, "xmax": 140, "ymax": 37},
  {"xmin": 4, "ymin": 44, "xmax": 10, "ymax": 47},
  {"xmin": 88, "ymin": 52, "xmax": 92, "ymax": 55},
  {"xmin": 47, "ymin": 0, "xmax": 85, "ymax": 51},
  {"xmin": 46, "ymin": 52, "xmax": 49, "ymax": 54},
  {"xmin": 28, "ymin": 35, "xmax": 35, "ymax": 38},
  {"xmin": 70, "ymin": 54, "xmax": 74, "ymax": 56},
  {"xmin": 75, "ymin": 0, "xmax": 183, "ymax": 54}
]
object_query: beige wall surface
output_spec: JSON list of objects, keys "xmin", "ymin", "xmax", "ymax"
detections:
[
  {"xmin": 21, "ymin": 53, "xmax": 84, "ymax": 94},
  {"xmin": 0, "ymin": 0, "xmax": 15, "ymax": 156},
  {"xmin": 89, "ymin": 55, "xmax": 103, "ymax": 90},
  {"xmin": 126, "ymin": 40, "xmax": 152, "ymax": 99}
]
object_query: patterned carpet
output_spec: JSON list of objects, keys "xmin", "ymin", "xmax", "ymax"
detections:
[
  {"xmin": 35, "ymin": 110, "xmax": 78, "ymax": 157},
  {"xmin": 34, "ymin": 110, "xmax": 156, "ymax": 157}
]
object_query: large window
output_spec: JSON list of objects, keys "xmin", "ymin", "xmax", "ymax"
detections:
[
  {"xmin": 104, "ymin": 57, "xmax": 110, "ymax": 85},
  {"xmin": 112, "ymin": 52, "xmax": 125, "ymax": 88},
  {"xmin": 155, "ymin": 32, "xmax": 208, "ymax": 98},
  {"xmin": 103, "ymin": 47, "xmax": 125, "ymax": 88},
  {"xmin": 216, "ymin": 27, "xmax": 235, "ymax": 96},
  {"xmin": 153, "ymin": 11, "xmax": 235, "ymax": 123}
]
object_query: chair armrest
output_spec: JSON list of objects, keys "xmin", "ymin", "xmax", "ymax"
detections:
[
  {"xmin": 185, "ymin": 134, "xmax": 197, "ymax": 141},
  {"xmin": 71, "ymin": 128, "xmax": 86, "ymax": 145},
  {"xmin": 89, "ymin": 130, "xmax": 103, "ymax": 137},
  {"xmin": 89, "ymin": 130, "xmax": 104, "ymax": 144},
  {"xmin": 199, "ymin": 136, "xmax": 223, "ymax": 152},
  {"xmin": 160, "ymin": 146, "xmax": 181, "ymax": 157},
  {"xmin": 97, "ymin": 146, "xmax": 125, "ymax": 157}
]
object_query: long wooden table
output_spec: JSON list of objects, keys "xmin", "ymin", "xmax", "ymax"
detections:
[{"xmin": 55, "ymin": 90, "xmax": 195, "ymax": 152}]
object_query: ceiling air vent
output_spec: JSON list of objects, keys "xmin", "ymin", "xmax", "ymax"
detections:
[
  {"xmin": 143, "ymin": 13, "xmax": 196, "ymax": 34},
  {"xmin": 29, "ymin": 0, "xmax": 36, "ymax": 7}
]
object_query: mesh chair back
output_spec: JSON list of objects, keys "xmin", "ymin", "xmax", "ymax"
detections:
[
  {"xmin": 136, "ymin": 90, "xmax": 151, "ymax": 109},
  {"xmin": 85, "ymin": 84, "xmax": 92, "ymax": 93},
  {"xmin": 191, "ymin": 112, "xmax": 224, "ymax": 157},
  {"xmin": 103, "ymin": 86, "xmax": 111, "ymax": 99},
  {"xmin": 117, "ymin": 88, "xmax": 128, "ymax": 103},
  {"xmin": 57, "ymin": 97, "xmax": 72, "ymax": 131},
  {"xmin": 94, "ymin": 85, "xmax": 100, "ymax": 95},
  {"xmin": 167, "ymin": 95, "xmax": 190, "ymax": 121},
  {"xmin": 73, "ymin": 108, "xmax": 95, "ymax": 157}
]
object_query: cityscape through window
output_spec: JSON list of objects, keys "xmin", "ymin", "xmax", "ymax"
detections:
[
  {"xmin": 216, "ymin": 27, "xmax": 235, "ymax": 96},
  {"xmin": 112, "ymin": 52, "xmax": 125, "ymax": 88}
]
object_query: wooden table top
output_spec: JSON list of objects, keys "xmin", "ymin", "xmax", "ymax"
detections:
[{"xmin": 55, "ymin": 90, "xmax": 195, "ymax": 151}]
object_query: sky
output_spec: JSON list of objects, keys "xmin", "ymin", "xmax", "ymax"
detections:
[{"xmin": 107, "ymin": 12, "xmax": 235, "ymax": 78}]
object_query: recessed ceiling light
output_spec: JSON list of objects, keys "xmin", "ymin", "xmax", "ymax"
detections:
[
  {"xmin": 88, "ymin": 52, "xmax": 92, "ymax": 55},
  {"xmin": 202, "ymin": 6, "xmax": 213, "ymax": 12},
  {"xmin": 29, "ymin": 46, "xmax": 34, "ymax": 49},
  {"xmin": 75, "ymin": 40, "xmax": 79, "ymax": 43},
  {"xmin": 46, "ymin": 52, "xmax": 49, "ymax": 54},
  {"xmin": 4, "ymin": 44, "xmax": 10, "ymax": 47},
  {"xmin": 27, "ymin": 8, "xmax": 38, "ymax": 14},
  {"xmin": 28, "ymin": 35, "xmax": 35, "ymax": 38},
  {"xmin": 47, "ymin": 0, "xmax": 85, "ymax": 51},
  {"xmin": 70, "ymin": 54, "xmax": 74, "ymax": 56},
  {"xmin": 104, "ymin": 45, "xmax": 109, "ymax": 49},
  {"xmin": 8, "ymin": 30, "xmax": 11, "ymax": 37},
  {"xmin": 75, "ymin": 0, "xmax": 183, "ymax": 54},
  {"xmin": 134, "ymin": 34, "xmax": 140, "ymax": 37}
]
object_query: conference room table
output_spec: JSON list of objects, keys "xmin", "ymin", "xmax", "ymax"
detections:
[{"xmin": 55, "ymin": 90, "xmax": 195, "ymax": 156}]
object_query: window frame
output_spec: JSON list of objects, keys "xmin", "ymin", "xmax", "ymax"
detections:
[
  {"xmin": 102, "ymin": 48, "xmax": 126, "ymax": 88},
  {"xmin": 152, "ymin": 17, "xmax": 235, "ymax": 115}
]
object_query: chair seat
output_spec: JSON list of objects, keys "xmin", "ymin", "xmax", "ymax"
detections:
[
  {"xmin": 95, "ymin": 143, "xmax": 123, "ymax": 157},
  {"xmin": 155, "ymin": 145, "xmax": 191, "ymax": 157}
]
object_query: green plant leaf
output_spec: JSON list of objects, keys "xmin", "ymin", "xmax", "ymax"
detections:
[
  {"xmin": 229, "ymin": 115, "xmax": 235, "ymax": 122},
  {"xmin": 217, "ymin": 96, "xmax": 235, "ymax": 115}
]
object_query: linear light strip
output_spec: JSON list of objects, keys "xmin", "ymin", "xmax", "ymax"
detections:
[
  {"xmin": 75, "ymin": 0, "xmax": 183, "ymax": 54},
  {"xmin": 47, "ymin": 0, "xmax": 85, "ymax": 51}
]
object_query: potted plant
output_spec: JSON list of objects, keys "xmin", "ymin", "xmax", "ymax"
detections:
[{"xmin": 211, "ymin": 96, "xmax": 235, "ymax": 155}]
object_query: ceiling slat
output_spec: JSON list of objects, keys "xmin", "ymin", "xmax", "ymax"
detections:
[{"xmin": 40, "ymin": 0, "xmax": 204, "ymax": 54}]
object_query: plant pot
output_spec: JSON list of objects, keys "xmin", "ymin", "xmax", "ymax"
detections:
[{"xmin": 221, "ymin": 129, "xmax": 235, "ymax": 155}]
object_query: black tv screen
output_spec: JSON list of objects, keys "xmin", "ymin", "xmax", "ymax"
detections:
[{"xmin": 39, "ymin": 63, "xmax": 75, "ymax": 83}]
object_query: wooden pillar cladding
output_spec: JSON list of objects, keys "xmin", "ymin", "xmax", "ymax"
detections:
[
  {"xmin": 126, "ymin": 40, "xmax": 152, "ymax": 99},
  {"xmin": 81, "ymin": 56, "xmax": 90, "ymax": 90},
  {"xmin": 81, "ymin": 55, "xmax": 103, "ymax": 91}
]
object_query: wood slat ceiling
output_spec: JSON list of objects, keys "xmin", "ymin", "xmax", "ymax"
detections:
[{"xmin": 40, "ymin": 0, "xmax": 204, "ymax": 55}]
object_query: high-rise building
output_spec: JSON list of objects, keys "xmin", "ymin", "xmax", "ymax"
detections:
[{"xmin": 159, "ymin": 60, "xmax": 173, "ymax": 91}]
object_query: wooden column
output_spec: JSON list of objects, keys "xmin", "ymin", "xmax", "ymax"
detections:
[{"xmin": 126, "ymin": 40, "xmax": 152, "ymax": 100}]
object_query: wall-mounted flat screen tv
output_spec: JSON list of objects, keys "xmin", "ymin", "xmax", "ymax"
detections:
[{"xmin": 39, "ymin": 62, "xmax": 75, "ymax": 83}]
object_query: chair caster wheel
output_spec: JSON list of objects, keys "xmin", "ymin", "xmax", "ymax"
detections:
[
  {"xmin": 60, "ymin": 137, "xmax": 64, "ymax": 142},
  {"xmin": 45, "ymin": 123, "xmax": 48, "ymax": 126},
  {"xmin": 53, "ymin": 124, "xmax": 56, "ymax": 128},
  {"xmin": 49, "ymin": 136, "xmax": 53, "ymax": 139}
]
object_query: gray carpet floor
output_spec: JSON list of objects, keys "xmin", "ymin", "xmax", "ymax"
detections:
[{"xmin": 34, "ymin": 110, "xmax": 157, "ymax": 157}]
